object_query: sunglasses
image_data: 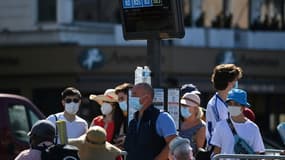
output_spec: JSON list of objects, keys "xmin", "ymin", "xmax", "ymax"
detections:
[{"xmin": 65, "ymin": 98, "xmax": 80, "ymax": 103}]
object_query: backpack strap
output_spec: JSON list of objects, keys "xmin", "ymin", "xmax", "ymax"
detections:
[
  {"xmin": 32, "ymin": 143, "xmax": 50, "ymax": 152},
  {"xmin": 53, "ymin": 114, "xmax": 58, "ymax": 144},
  {"xmin": 226, "ymin": 118, "xmax": 237, "ymax": 136},
  {"xmin": 32, "ymin": 146, "xmax": 47, "ymax": 151},
  {"xmin": 212, "ymin": 96, "xmax": 220, "ymax": 121}
]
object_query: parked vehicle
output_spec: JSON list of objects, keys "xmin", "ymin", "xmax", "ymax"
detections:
[{"xmin": 0, "ymin": 93, "xmax": 45, "ymax": 160}]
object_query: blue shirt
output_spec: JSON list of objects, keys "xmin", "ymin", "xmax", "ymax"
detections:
[{"xmin": 156, "ymin": 112, "xmax": 177, "ymax": 137}]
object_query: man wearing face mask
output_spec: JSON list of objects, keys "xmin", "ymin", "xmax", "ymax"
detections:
[
  {"xmin": 210, "ymin": 88, "xmax": 265, "ymax": 157},
  {"xmin": 47, "ymin": 87, "xmax": 88, "ymax": 144},
  {"xmin": 125, "ymin": 83, "xmax": 177, "ymax": 160},
  {"xmin": 206, "ymin": 64, "xmax": 243, "ymax": 146}
]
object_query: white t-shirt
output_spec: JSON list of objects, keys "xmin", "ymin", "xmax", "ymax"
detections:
[
  {"xmin": 206, "ymin": 93, "xmax": 229, "ymax": 144},
  {"xmin": 47, "ymin": 112, "xmax": 88, "ymax": 143},
  {"xmin": 210, "ymin": 118, "xmax": 265, "ymax": 158}
]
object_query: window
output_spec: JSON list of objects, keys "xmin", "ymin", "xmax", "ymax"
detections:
[
  {"xmin": 28, "ymin": 109, "xmax": 40, "ymax": 126},
  {"xmin": 8, "ymin": 104, "xmax": 41, "ymax": 143},
  {"xmin": 8, "ymin": 105, "xmax": 29, "ymax": 142},
  {"xmin": 201, "ymin": 0, "xmax": 249, "ymax": 29},
  {"xmin": 250, "ymin": 0, "xmax": 284, "ymax": 30},
  {"xmin": 202, "ymin": 0, "xmax": 223, "ymax": 27},
  {"xmin": 74, "ymin": 0, "xmax": 119, "ymax": 23},
  {"xmin": 38, "ymin": 0, "xmax": 56, "ymax": 22}
]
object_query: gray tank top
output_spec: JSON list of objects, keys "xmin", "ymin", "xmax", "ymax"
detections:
[{"xmin": 179, "ymin": 122, "xmax": 206, "ymax": 155}]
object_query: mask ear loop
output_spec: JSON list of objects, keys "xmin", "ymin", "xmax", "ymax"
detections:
[{"xmin": 139, "ymin": 94, "xmax": 149, "ymax": 107}]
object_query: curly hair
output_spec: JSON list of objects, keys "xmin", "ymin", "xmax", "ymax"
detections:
[{"xmin": 211, "ymin": 64, "xmax": 243, "ymax": 90}]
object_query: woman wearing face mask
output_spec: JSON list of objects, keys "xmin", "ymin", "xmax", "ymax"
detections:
[
  {"xmin": 89, "ymin": 89, "xmax": 124, "ymax": 143},
  {"xmin": 114, "ymin": 83, "xmax": 133, "ymax": 117},
  {"xmin": 179, "ymin": 92, "xmax": 206, "ymax": 157},
  {"xmin": 113, "ymin": 83, "xmax": 133, "ymax": 148}
]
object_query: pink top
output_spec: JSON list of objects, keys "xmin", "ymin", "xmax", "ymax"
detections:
[
  {"xmin": 14, "ymin": 141, "xmax": 53, "ymax": 160},
  {"xmin": 15, "ymin": 149, "xmax": 42, "ymax": 160}
]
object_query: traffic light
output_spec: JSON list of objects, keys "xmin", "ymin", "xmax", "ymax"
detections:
[{"xmin": 120, "ymin": 0, "xmax": 185, "ymax": 40}]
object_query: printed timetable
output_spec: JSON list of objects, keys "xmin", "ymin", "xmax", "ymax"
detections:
[{"xmin": 122, "ymin": 0, "xmax": 163, "ymax": 8}]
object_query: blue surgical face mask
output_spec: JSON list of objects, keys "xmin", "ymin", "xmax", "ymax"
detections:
[
  {"xmin": 129, "ymin": 97, "xmax": 143, "ymax": 111},
  {"xmin": 180, "ymin": 107, "xmax": 192, "ymax": 119},
  {"xmin": 234, "ymin": 81, "xmax": 238, "ymax": 88},
  {"xmin": 119, "ymin": 101, "xmax": 128, "ymax": 111}
]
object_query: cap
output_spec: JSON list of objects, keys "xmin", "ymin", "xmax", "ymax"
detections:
[
  {"xmin": 27, "ymin": 120, "xmax": 55, "ymax": 139},
  {"xmin": 180, "ymin": 84, "xmax": 200, "ymax": 95},
  {"xmin": 169, "ymin": 137, "xmax": 191, "ymax": 153},
  {"xmin": 89, "ymin": 89, "xmax": 118, "ymax": 104},
  {"xmin": 180, "ymin": 92, "xmax": 201, "ymax": 107},
  {"xmin": 226, "ymin": 88, "xmax": 250, "ymax": 107},
  {"xmin": 76, "ymin": 125, "xmax": 121, "ymax": 153},
  {"xmin": 85, "ymin": 126, "xmax": 106, "ymax": 145},
  {"xmin": 114, "ymin": 83, "xmax": 133, "ymax": 94}
]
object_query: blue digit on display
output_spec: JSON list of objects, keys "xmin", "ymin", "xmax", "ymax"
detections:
[
  {"xmin": 143, "ymin": 0, "xmax": 152, "ymax": 6},
  {"xmin": 133, "ymin": 0, "xmax": 142, "ymax": 7},
  {"xmin": 123, "ymin": 0, "xmax": 132, "ymax": 8}
]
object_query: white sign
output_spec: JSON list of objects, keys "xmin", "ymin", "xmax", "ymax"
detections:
[
  {"xmin": 167, "ymin": 88, "xmax": 180, "ymax": 130},
  {"xmin": 153, "ymin": 88, "xmax": 164, "ymax": 111}
]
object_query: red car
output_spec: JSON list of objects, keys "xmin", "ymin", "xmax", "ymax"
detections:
[{"xmin": 0, "ymin": 93, "xmax": 45, "ymax": 160}]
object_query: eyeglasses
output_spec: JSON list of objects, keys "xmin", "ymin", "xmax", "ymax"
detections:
[{"xmin": 65, "ymin": 98, "xmax": 80, "ymax": 103}]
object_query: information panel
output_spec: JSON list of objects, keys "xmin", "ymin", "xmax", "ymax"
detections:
[
  {"xmin": 120, "ymin": 0, "xmax": 185, "ymax": 40},
  {"xmin": 153, "ymin": 88, "xmax": 165, "ymax": 111},
  {"xmin": 167, "ymin": 88, "xmax": 180, "ymax": 130},
  {"xmin": 122, "ymin": 0, "xmax": 163, "ymax": 8}
]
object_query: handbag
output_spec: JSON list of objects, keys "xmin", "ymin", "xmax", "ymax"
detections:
[
  {"xmin": 195, "ymin": 147, "xmax": 212, "ymax": 160},
  {"xmin": 226, "ymin": 118, "xmax": 255, "ymax": 154}
]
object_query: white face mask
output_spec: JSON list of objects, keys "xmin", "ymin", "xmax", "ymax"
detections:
[
  {"xmin": 101, "ymin": 103, "xmax": 113, "ymax": 115},
  {"xmin": 228, "ymin": 106, "xmax": 242, "ymax": 116},
  {"xmin": 65, "ymin": 102, "xmax": 79, "ymax": 115}
]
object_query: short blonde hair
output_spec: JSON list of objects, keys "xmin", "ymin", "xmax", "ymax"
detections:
[{"xmin": 196, "ymin": 106, "xmax": 204, "ymax": 119}]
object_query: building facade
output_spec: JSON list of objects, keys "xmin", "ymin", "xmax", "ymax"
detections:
[{"xmin": 0, "ymin": 0, "xmax": 285, "ymax": 139}]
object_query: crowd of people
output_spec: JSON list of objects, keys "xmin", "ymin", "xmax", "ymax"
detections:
[{"xmin": 15, "ymin": 63, "xmax": 266, "ymax": 160}]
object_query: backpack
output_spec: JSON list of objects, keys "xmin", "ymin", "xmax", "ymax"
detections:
[
  {"xmin": 35, "ymin": 144, "xmax": 80, "ymax": 160},
  {"xmin": 226, "ymin": 119, "xmax": 255, "ymax": 154},
  {"xmin": 195, "ymin": 147, "xmax": 212, "ymax": 160},
  {"xmin": 233, "ymin": 135, "xmax": 255, "ymax": 154}
]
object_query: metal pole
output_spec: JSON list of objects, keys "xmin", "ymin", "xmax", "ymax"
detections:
[
  {"xmin": 147, "ymin": 37, "xmax": 161, "ymax": 87},
  {"xmin": 212, "ymin": 153, "xmax": 285, "ymax": 160}
]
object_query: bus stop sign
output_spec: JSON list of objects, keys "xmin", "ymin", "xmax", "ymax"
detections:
[{"xmin": 120, "ymin": 0, "xmax": 185, "ymax": 40}]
